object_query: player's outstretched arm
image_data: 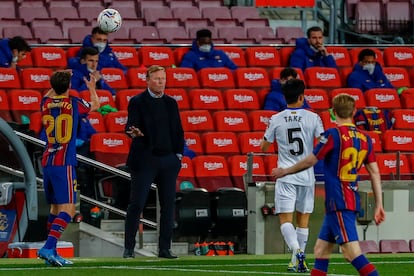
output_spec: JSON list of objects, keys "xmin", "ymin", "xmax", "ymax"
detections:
[
  {"xmin": 365, "ymin": 161, "xmax": 385, "ymax": 225},
  {"xmin": 84, "ymin": 74, "xmax": 100, "ymax": 112}
]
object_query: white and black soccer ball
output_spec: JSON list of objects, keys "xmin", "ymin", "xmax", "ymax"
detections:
[{"xmin": 97, "ymin": 8, "xmax": 122, "ymax": 33}]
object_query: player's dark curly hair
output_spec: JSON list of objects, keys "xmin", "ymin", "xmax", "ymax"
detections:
[{"xmin": 50, "ymin": 71, "xmax": 71, "ymax": 95}]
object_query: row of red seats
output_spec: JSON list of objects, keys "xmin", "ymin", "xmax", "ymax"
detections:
[
  {"xmin": 359, "ymin": 239, "xmax": 414, "ymax": 254},
  {"xmin": 16, "ymin": 45, "xmax": 414, "ymax": 70}
]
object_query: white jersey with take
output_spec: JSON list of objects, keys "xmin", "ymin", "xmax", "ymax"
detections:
[{"xmin": 264, "ymin": 108, "xmax": 324, "ymax": 186}]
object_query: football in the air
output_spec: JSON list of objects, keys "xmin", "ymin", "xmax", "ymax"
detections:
[{"xmin": 97, "ymin": 8, "xmax": 122, "ymax": 33}]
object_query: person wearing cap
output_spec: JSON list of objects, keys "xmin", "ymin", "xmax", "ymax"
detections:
[{"xmin": 180, "ymin": 29, "xmax": 237, "ymax": 72}]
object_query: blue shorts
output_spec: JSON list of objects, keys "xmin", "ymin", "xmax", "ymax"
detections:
[
  {"xmin": 43, "ymin": 165, "xmax": 77, "ymax": 205},
  {"xmin": 318, "ymin": 210, "xmax": 359, "ymax": 245}
]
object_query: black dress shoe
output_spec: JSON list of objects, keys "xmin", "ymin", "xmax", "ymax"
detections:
[
  {"xmin": 123, "ymin": 248, "xmax": 135, "ymax": 258},
  {"xmin": 158, "ymin": 249, "xmax": 178, "ymax": 259}
]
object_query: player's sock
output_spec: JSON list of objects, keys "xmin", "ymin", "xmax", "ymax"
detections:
[
  {"xmin": 280, "ymin": 223, "xmax": 300, "ymax": 263},
  {"xmin": 296, "ymin": 227, "xmax": 309, "ymax": 252},
  {"xmin": 43, "ymin": 212, "xmax": 72, "ymax": 250},
  {"xmin": 311, "ymin": 258, "xmax": 329, "ymax": 275},
  {"xmin": 351, "ymin": 255, "xmax": 378, "ymax": 276},
  {"xmin": 47, "ymin": 214, "xmax": 57, "ymax": 232}
]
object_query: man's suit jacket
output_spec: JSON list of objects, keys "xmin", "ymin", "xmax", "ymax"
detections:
[{"xmin": 125, "ymin": 89, "xmax": 184, "ymax": 171}]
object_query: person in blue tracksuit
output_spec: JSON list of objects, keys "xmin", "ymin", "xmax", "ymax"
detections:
[
  {"xmin": 70, "ymin": 47, "xmax": 116, "ymax": 95},
  {"xmin": 347, "ymin": 48, "xmax": 394, "ymax": 92},
  {"xmin": 0, "ymin": 36, "xmax": 31, "ymax": 69},
  {"xmin": 289, "ymin": 26, "xmax": 337, "ymax": 73},
  {"xmin": 180, "ymin": 29, "xmax": 237, "ymax": 72},
  {"xmin": 73, "ymin": 26, "xmax": 127, "ymax": 74},
  {"xmin": 263, "ymin": 67, "xmax": 310, "ymax": 112}
]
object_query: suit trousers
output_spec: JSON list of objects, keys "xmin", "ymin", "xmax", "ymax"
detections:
[{"xmin": 124, "ymin": 153, "xmax": 181, "ymax": 250}]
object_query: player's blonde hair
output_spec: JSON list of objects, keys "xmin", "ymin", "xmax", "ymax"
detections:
[{"xmin": 332, "ymin": 93, "xmax": 355, "ymax": 119}]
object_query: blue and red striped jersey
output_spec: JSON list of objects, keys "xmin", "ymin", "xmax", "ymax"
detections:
[
  {"xmin": 313, "ymin": 123, "xmax": 376, "ymax": 212},
  {"xmin": 41, "ymin": 95, "xmax": 91, "ymax": 166}
]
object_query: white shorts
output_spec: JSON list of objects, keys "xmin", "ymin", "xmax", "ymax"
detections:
[{"xmin": 274, "ymin": 180, "xmax": 315, "ymax": 214}]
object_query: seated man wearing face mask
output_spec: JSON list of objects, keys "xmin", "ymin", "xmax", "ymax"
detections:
[
  {"xmin": 347, "ymin": 48, "xmax": 393, "ymax": 92},
  {"xmin": 70, "ymin": 47, "xmax": 116, "ymax": 95},
  {"xmin": 289, "ymin": 26, "xmax": 337, "ymax": 73},
  {"xmin": 180, "ymin": 29, "xmax": 237, "ymax": 72},
  {"xmin": 73, "ymin": 26, "xmax": 127, "ymax": 74}
]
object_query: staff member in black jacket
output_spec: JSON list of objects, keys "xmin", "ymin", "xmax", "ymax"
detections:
[{"xmin": 123, "ymin": 65, "xmax": 184, "ymax": 259}]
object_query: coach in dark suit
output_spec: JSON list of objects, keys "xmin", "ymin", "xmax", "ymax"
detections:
[{"xmin": 123, "ymin": 65, "xmax": 184, "ymax": 259}]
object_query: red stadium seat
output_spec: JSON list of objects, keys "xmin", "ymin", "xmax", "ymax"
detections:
[
  {"xmin": 0, "ymin": 68, "xmax": 20, "ymax": 89},
  {"xmin": 184, "ymin": 131, "xmax": 203, "ymax": 155},
  {"xmin": 192, "ymin": 155, "xmax": 234, "ymax": 192},
  {"xmin": 29, "ymin": 111, "xmax": 42, "ymax": 137},
  {"xmin": 158, "ymin": 26, "xmax": 189, "ymax": 43},
  {"xmin": 354, "ymin": 1, "xmax": 382, "ymax": 34},
  {"xmin": 17, "ymin": 51, "xmax": 33, "ymax": 68},
  {"xmin": 319, "ymin": 110, "xmax": 337, "ymax": 130},
  {"xmin": 173, "ymin": 47, "xmax": 191, "ymax": 66},
  {"xmin": 101, "ymin": 68, "xmax": 128, "ymax": 90},
  {"xmin": 379, "ymin": 239, "xmax": 410, "ymax": 253},
  {"xmin": 263, "ymin": 154, "xmax": 278, "ymax": 177},
  {"xmin": 326, "ymin": 46, "xmax": 352, "ymax": 67},
  {"xmin": 202, "ymin": 131, "xmax": 239, "ymax": 155},
  {"xmin": 165, "ymin": 88, "xmax": 191, "ymax": 110},
  {"xmin": 382, "ymin": 130, "xmax": 414, "ymax": 152},
  {"xmin": 338, "ymin": 66, "xmax": 353, "ymax": 87},
  {"xmin": 126, "ymin": 67, "xmax": 147, "ymax": 89},
  {"xmin": 68, "ymin": 27, "xmax": 93, "ymax": 44},
  {"xmin": 275, "ymin": 26, "xmax": 304, "ymax": 44},
  {"xmin": 213, "ymin": 110, "xmax": 250, "ymax": 132},
  {"xmin": 79, "ymin": 89, "xmax": 116, "ymax": 108},
  {"xmin": 230, "ymin": 6, "xmax": 262, "ymax": 23},
  {"xmin": 330, "ymin": 88, "xmax": 366, "ymax": 109},
  {"xmin": 115, "ymin": 89, "xmax": 141, "ymax": 111},
  {"xmin": 176, "ymin": 156, "xmax": 197, "ymax": 191},
  {"xmin": 90, "ymin": 133, "xmax": 131, "ymax": 168},
  {"xmin": 245, "ymin": 47, "xmax": 280, "ymax": 67},
  {"xmin": 166, "ymin": 67, "xmax": 199, "ymax": 89},
  {"xmin": 138, "ymin": 47, "xmax": 175, "ymax": 67},
  {"xmin": 104, "ymin": 110, "xmax": 128, "ymax": 133},
  {"xmin": 359, "ymin": 240, "xmax": 379, "ymax": 254},
  {"xmin": 227, "ymin": 155, "xmax": 267, "ymax": 190},
  {"xmin": 304, "ymin": 88, "xmax": 330, "ymax": 111},
  {"xmin": 383, "ymin": 47, "xmax": 414, "ymax": 67},
  {"xmin": 198, "ymin": 67, "xmax": 235, "ymax": 89},
  {"xmin": 188, "ymin": 88, "xmax": 225, "ymax": 111},
  {"xmin": 248, "ymin": 110, "xmax": 276, "ymax": 131},
  {"xmin": 349, "ymin": 47, "xmax": 384, "ymax": 67},
  {"xmin": 87, "ymin": 111, "xmax": 106, "ymax": 133},
  {"xmin": 180, "ymin": 110, "xmax": 215, "ymax": 132},
  {"xmin": 238, "ymin": 131, "xmax": 274, "ymax": 154},
  {"xmin": 246, "ymin": 26, "xmax": 275, "ymax": 44},
  {"xmin": 31, "ymin": 47, "xmax": 67, "ymax": 68},
  {"xmin": 8, "ymin": 89, "xmax": 42, "ymax": 124},
  {"xmin": 0, "ymin": 90, "xmax": 12, "ymax": 121},
  {"xmin": 278, "ymin": 46, "xmax": 295, "ymax": 67},
  {"xmin": 172, "ymin": 6, "xmax": 202, "ymax": 21},
  {"xmin": 392, "ymin": 109, "xmax": 414, "ymax": 130},
  {"xmin": 242, "ymin": 18, "xmax": 269, "ymax": 28},
  {"xmin": 215, "ymin": 46, "xmax": 246, "ymax": 67},
  {"xmin": 234, "ymin": 67, "xmax": 270, "ymax": 90},
  {"xmin": 20, "ymin": 68, "xmax": 53, "ymax": 90},
  {"xmin": 129, "ymin": 26, "xmax": 161, "ymax": 44},
  {"xmin": 66, "ymin": 46, "xmax": 81, "ymax": 60},
  {"xmin": 143, "ymin": 6, "xmax": 173, "ymax": 25},
  {"xmin": 202, "ymin": 6, "xmax": 232, "ymax": 21},
  {"xmin": 32, "ymin": 26, "xmax": 65, "ymax": 44},
  {"xmin": 383, "ymin": 67, "xmax": 411, "ymax": 88},
  {"xmin": 364, "ymin": 88, "xmax": 401, "ymax": 109},
  {"xmin": 366, "ymin": 131, "xmax": 382, "ymax": 153},
  {"xmin": 400, "ymin": 89, "xmax": 414, "ymax": 109},
  {"xmin": 375, "ymin": 153, "xmax": 411, "ymax": 180},
  {"xmin": 111, "ymin": 46, "xmax": 140, "ymax": 67},
  {"xmin": 304, "ymin": 67, "xmax": 341, "ymax": 90},
  {"xmin": 224, "ymin": 89, "xmax": 260, "ymax": 110}
]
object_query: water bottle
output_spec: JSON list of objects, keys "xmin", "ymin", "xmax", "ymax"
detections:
[{"xmin": 90, "ymin": 206, "xmax": 101, "ymax": 228}]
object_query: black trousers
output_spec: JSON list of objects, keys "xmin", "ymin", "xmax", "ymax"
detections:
[{"xmin": 124, "ymin": 153, "xmax": 181, "ymax": 250}]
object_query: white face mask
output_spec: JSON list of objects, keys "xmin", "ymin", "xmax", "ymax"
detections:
[
  {"xmin": 363, "ymin": 63, "xmax": 375, "ymax": 75},
  {"xmin": 94, "ymin": 42, "xmax": 106, "ymax": 53},
  {"xmin": 87, "ymin": 67, "xmax": 95, "ymax": 73},
  {"xmin": 199, "ymin": 44, "xmax": 212, "ymax": 53}
]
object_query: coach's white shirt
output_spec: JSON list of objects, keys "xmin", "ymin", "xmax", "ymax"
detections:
[{"xmin": 264, "ymin": 108, "xmax": 324, "ymax": 186}]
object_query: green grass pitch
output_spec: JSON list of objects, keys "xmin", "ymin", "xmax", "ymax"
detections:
[{"xmin": 1, "ymin": 253, "xmax": 414, "ymax": 275}]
